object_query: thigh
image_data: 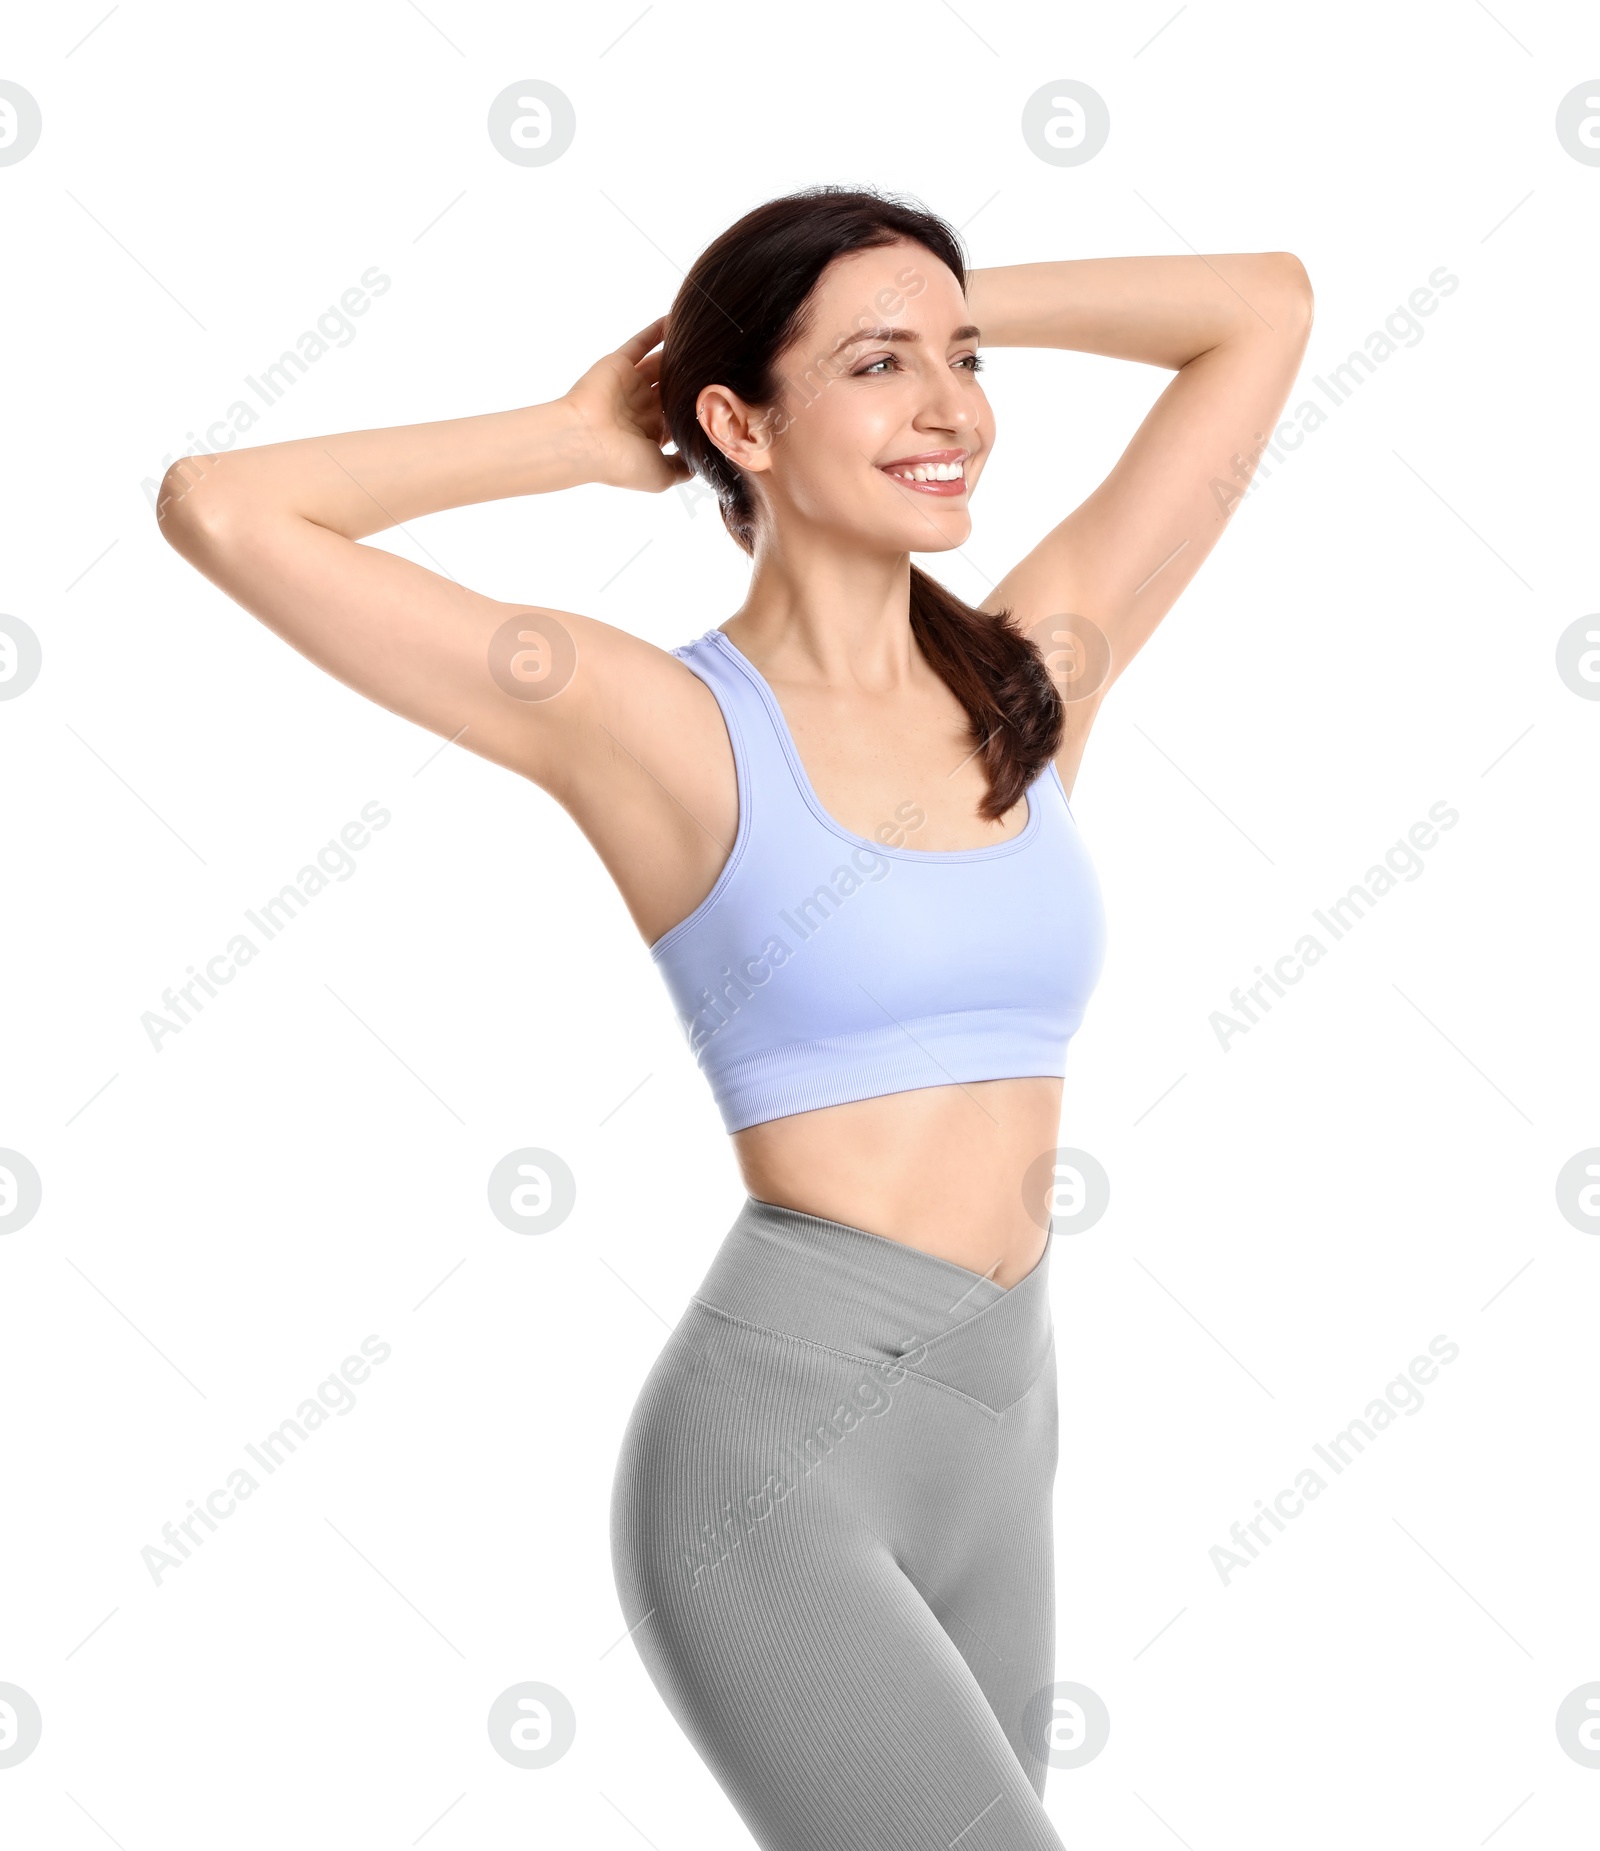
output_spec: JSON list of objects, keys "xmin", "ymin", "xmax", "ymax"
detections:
[
  {"xmin": 901, "ymin": 1355, "xmax": 1061, "ymax": 1799},
  {"xmin": 611, "ymin": 1312, "xmax": 1069, "ymax": 1851}
]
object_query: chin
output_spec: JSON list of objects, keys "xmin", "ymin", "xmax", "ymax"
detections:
[{"xmin": 900, "ymin": 515, "xmax": 971, "ymax": 552}]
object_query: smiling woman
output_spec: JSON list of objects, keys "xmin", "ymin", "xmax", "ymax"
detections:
[
  {"xmin": 656, "ymin": 191, "xmax": 1063, "ymax": 833},
  {"xmin": 156, "ymin": 180, "xmax": 1312, "ymax": 1851}
]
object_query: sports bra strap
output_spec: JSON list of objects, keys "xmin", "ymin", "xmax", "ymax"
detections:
[{"xmin": 673, "ymin": 628, "xmax": 813, "ymax": 823}]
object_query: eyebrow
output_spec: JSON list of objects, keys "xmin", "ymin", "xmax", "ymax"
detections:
[{"xmin": 830, "ymin": 323, "xmax": 983, "ymax": 357}]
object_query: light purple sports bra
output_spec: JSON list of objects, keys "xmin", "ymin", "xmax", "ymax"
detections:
[{"xmin": 650, "ymin": 626, "xmax": 1106, "ymax": 1133}]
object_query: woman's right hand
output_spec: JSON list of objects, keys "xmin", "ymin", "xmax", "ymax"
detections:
[{"xmin": 564, "ymin": 316, "xmax": 696, "ymax": 495}]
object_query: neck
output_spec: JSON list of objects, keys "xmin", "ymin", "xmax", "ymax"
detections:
[{"xmin": 725, "ymin": 538, "xmax": 921, "ymax": 691}]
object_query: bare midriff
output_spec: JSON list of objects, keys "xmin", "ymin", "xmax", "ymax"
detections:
[{"xmin": 729, "ymin": 1074, "xmax": 1064, "ymax": 1290}]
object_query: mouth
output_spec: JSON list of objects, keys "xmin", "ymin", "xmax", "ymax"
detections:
[{"xmin": 878, "ymin": 449, "xmax": 970, "ymax": 497}]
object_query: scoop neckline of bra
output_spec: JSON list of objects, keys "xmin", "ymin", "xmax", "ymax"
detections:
[{"xmin": 707, "ymin": 625, "xmax": 1046, "ymax": 864}]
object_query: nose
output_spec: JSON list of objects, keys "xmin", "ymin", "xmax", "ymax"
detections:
[{"xmin": 915, "ymin": 363, "xmax": 979, "ymax": 436}]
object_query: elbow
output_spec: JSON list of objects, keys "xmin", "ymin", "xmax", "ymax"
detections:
[
  {"xmin": 1268, "ymin": 251, "xmax": 1314, "ymax": 326},
  {"xmin": 155, "ymin": 455, "xmax": 231, "ymax": 554}
]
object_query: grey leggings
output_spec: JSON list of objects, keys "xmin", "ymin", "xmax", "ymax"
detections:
[{"xmin": 610, "ymin": 1196, "xmax": 1068, "ymax": 1850}]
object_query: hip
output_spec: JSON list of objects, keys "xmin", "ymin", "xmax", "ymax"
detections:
[{"xmin": 610, "ymin": 1195, "xmax": 1060, "ymax": 1598}]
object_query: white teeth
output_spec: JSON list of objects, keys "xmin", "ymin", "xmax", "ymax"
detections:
[{"xmin": 888, "ymin": 460, "xmax": 965, "ymax": 482}]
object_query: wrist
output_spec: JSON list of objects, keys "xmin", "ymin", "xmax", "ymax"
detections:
[
  {"xmin": 552, "ymin": 392, "xmax": 615, "ymax": 489},
  {"xmin": 963, "ymin": 265, "xmax": 1032, "ymax": 348}
]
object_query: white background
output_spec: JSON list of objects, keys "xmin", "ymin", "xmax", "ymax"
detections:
[{"xmin": 3, "ymin": 2, "xmax": 1597, "ymax": 1846}]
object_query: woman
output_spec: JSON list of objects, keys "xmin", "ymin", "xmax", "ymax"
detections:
[{"xmin": 159, "ymin": 185, "xmax": 1311, "ymax": 1850}]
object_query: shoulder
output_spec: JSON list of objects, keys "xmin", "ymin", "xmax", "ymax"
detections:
[{"xmin": 493, "ymin": 608, "xmax": 726, "ymax": 792}]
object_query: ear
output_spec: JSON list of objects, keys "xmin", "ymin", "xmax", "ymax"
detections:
[{"xmin": 696, "ymin": 384, "xmax": 779, "ymax": 477}]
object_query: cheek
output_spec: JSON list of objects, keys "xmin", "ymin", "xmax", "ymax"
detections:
[
  {"xmin": 809, "ymin": 384, "xmax": 895, "ymax": 453},
  {"xmin": 968, "ymin": 411, "xmax": 997, "ymax": 480},
  {"xmin": 781, "ymin": 397, "xmax": 894, "ymax": 501}
]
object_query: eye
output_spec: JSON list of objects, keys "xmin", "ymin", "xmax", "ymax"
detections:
[{"xmin": 857, "ymin": 352, "xmax": 986, "ymax": 377}]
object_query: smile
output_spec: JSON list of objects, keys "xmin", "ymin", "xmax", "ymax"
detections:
[{"xmin": 879, "ymin": 458, "xmax": 968, "ymax": 496}]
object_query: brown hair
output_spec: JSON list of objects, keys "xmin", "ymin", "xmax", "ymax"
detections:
[{"xmin": 658, "ymin": 183, "xmax": 1062, "ymax": 821}]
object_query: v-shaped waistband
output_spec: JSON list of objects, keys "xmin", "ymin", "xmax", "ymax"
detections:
[{"xmin": 690, "ymin": 1196, "xmax": 1054, "ymax": 1416}]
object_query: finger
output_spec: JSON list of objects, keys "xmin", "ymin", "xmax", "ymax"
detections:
[{"xmin": 617, "ymin": 315, "xmax": 669, "ymax": 363}]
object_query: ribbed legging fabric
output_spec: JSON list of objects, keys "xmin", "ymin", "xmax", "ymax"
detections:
[{"xmin": 610, "ymin": 1196, "xmax": 1068, "ymax": 1850}]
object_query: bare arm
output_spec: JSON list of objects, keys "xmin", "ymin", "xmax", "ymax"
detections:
[
  {"xmin": 964, "ymin": 253, "xmax": 1314, "ymax": 792},
  {"xmin": 156, "ymin": 319, "xmax": 737, "ymax": 945}
]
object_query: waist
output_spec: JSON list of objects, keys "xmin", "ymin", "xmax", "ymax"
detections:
[
  {"xmin": 731, "ymin": 1074, "xmax": 1062, "ymax": 1286},
  {"xmin": 690, "ymin": 1195, "xmax": 1056, "ymax": 1412}
]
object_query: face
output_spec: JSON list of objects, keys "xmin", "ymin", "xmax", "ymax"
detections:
[{"xmin": 696, "ymin": 238, "xmax": 993, "ymax": 556}]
